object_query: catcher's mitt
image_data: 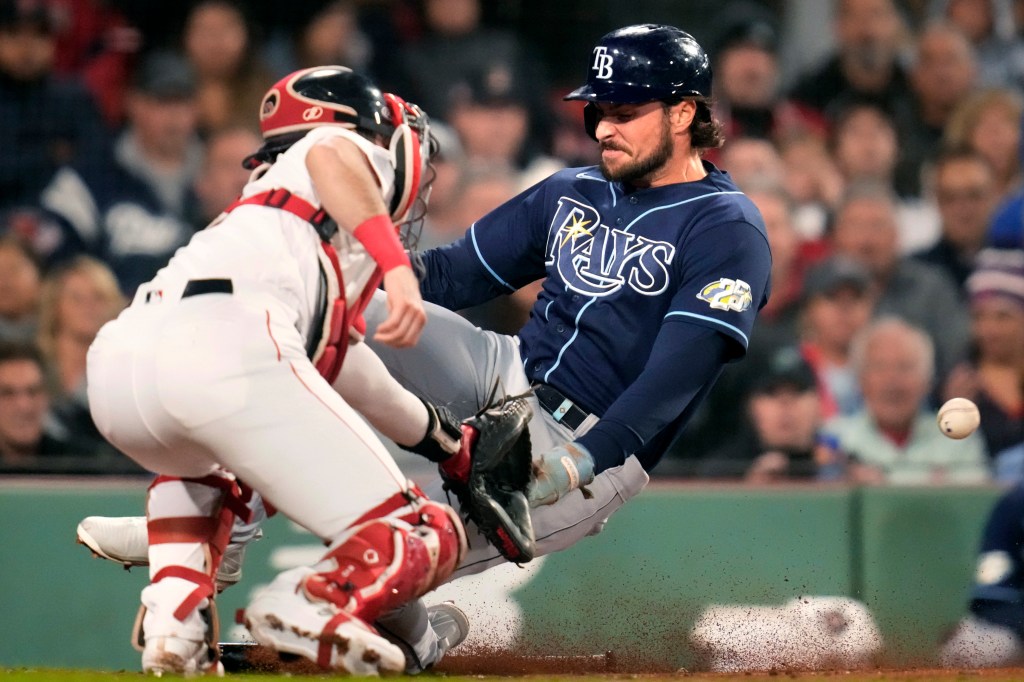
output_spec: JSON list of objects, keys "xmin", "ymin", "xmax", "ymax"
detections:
[{"xmin": 445, "ymin": 396, "xmax": 536, "ymax": 563}]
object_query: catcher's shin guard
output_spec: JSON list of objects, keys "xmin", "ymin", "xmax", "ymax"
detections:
[
  {"xmin": 133, "ymin": 473, "xmax": 249, "ymax": 673},
  {"xmin": 303, "ymin": 491, "xmax": 466, "ymax": 623},
  {"xmin": 244, "ymin": 488, "xmax": 466, "ymax": 673}
]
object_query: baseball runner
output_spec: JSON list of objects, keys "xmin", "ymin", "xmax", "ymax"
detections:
[
  {"xmin": 78, "ymin": 23, "xmax": 771, "ymax": 670},
  {"xmin": 941, "ymin": 482, "xmax": 1024, "ymax": 667},
  {"xmin": 83, "ymin": 66, "xmax": 533, "ymax": 675}
]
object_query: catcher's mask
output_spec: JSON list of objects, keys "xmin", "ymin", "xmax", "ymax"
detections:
[{"xmin": 244, "ymin": 65, "xmax": 438, "ymax": 226}]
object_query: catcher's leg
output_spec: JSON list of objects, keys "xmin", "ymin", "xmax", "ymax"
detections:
[
  {"xmin": 136, "ymin": 472, "xmax": 244, "ymax": 675},
  {"xmin": 77, "ymin": 486, "xmax": 266, "ymax": 591},
  {"xmin": 244, "ymin": 487, "xmax": 466, "ymax": 673}
]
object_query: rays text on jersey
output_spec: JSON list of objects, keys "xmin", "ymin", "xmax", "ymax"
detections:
[{"xmin": 546, "ymin": 197, "xmax": 675, "ymax": 297}]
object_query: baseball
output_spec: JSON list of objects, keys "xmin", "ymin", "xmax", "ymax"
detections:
[{"xmin": 937, "ymin": 398, "xmax": 981, "ymax": 440}]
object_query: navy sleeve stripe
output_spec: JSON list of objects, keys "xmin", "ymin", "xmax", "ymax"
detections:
[
  {"xmin": 469, "ymin": 223, "xmax": 516, "ymax": 292},
  {"xmin": 664, "ymin": 310, "xmax": 749, "ymax": 347},
  {"xmin": 624, "ymin": 190, "xmax": 745, "ymax": 233}
]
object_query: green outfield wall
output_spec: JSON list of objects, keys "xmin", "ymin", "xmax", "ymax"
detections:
[{"xmin": 0, "ymin": 479, "xmax": 1005, "ymax": 670}]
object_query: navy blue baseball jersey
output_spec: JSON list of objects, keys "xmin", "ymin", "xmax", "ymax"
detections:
[{"xmin": 420, "ymin": 161, "xmax": 771, "ymax": 472}]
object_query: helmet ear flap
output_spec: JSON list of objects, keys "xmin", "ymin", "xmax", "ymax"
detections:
[{"xmin": 583, "ymin": 103, "xmax": 600, "ymax": 141}]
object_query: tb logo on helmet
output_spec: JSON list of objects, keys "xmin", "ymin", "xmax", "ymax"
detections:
[{"xmin": 591, "ymin": 46, "xmax": 613, "ymax": 79}]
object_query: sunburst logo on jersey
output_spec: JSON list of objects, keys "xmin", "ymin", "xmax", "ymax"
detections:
[{"xmin": 560, "ymin": 215, "xmax": 593, "ymax": 247}]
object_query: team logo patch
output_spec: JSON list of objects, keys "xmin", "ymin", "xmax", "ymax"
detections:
[{"xmin": 697, "ymin": 278, "xmax": 752, "ymax": 312}]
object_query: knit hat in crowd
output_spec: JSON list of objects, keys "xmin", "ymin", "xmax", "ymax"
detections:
[{"xmin": 966, "ymin": 248, "xmax": 1024, "ymax": 310}]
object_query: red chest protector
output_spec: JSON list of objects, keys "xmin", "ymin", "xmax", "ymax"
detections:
[{"xmin": 222, "ymin": 188, "xmax": 382, "ymax": 383}]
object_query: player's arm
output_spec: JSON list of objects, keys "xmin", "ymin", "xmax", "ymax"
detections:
[
  {"xmin": 306, "ymin": 136, "xmax": 425, "ymax": 348},
  {"xmin": 418, "ymin": 180, "xmax": 551, "ymax": 310},
  {"xmin": 528, "ymin": 323, "xmax": 731, "ymax": 505}
]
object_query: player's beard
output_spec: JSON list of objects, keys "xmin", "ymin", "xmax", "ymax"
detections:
[{"xmin": 599, "ymin": 115, "xmax": 673, "ymax": 185}]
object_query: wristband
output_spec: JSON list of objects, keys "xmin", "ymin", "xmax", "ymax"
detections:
[{"xmin": 352, "ymin": 214, "xmax": 410, "ymax": 273}]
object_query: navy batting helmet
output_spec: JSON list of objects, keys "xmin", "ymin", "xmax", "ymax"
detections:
[{"xmin": 564, "ymin": 24, "xmax": 712, "ymax": 104}]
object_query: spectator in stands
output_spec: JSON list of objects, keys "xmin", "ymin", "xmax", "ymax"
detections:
[
  {"xmin": 743, "ymin": 184, "xmax": 806, "ymax": 347},
  {"xmin": 822, "ymin": 317, "xmax": 990, "ymax": 485},
  {"xmin": 945, "ymin": 88, "xmax": 1024, "ymax": 202},
  {"xmin": 778, "ymin": 134, "xmax": 844, "ymax": 241},
  {"xmin": 0, "ymin": 341, "xmax": 99, "ymax": 473},
  {"xmin": 943, "ymin": 249, "xmax": 1024, "ymax": 479},
  {"xmin": 718, "ymin": 137, "xmax": 785, "ymax": 191},
  {"xmin": 40, "ymin": 50, "xmax": 203, "ymax": 296},
  {"xmin": 0, "ymin": 341, "xmax": 63, "ymax": 467},
  {"xmin": 49, "ymin": 0, "xmax": 141, "ymax": 127},
  {"xmin": 797, "ymin": 256, "xmax": 877, "ymax": 419},
  {"xmin": 36, "ymin": 256, "xmax": 125, "ymax": 455},
  {"xmin": 708, "ymin": 16, "xmax": 826, "ymax": 153},
  {"xmin": 0, "ymin": 236, "xmax": 41, "ymax": 345},
  {"xmin": 830, "ymin": 101, "xmax": 940, "ymax": 253},
  {"xmin": 915, "ymin": 148, "xmax": 1000, "ymax": 290},
  {"xmin": 181, "ymin": 0, "xmax": 274, "ymax": 136},
  {"xmin": 830, "ymin": 180, "xmax": 971, "ymax": 378},
  {"xmin": 262, "ymin": 0, "xmax": 372, "ymax": 78},
  {"xmin": 0, "ymin": 0, "xmax": 109, "ymax": 212},
  {"xmin": 698, "ymin": 346, "xmax": 826, "ymax": 481},
  {"xmin": 394, "ymin": 0, "xmax": 553, "ymax": 158},
  {"xmin": 193, "ymin": 125, "xmax": 261, "ymax": 228},
  {"xmin": 928, "ymin": 0, "xmax": 1024, "ymax": 90},
  {"xmin": 444, "ymin": 64, "xmax": 563, "ymax": 191},
  {"xmin": 788, "ymin": 0, "xmax": 911, "ymax": 120},
  {"xmin": 893, "ymin": 21, "xmax": 978, "ymax": 198}
]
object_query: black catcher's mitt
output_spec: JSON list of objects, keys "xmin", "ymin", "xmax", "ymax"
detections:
[{"xmin": 447, "ymin": 396, "xmax": 536, "ymax": 563}]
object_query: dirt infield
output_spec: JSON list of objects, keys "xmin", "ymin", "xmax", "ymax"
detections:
[{"xmin": 216, "ymin": 642, "xmax": 1024, "ymax": 680}]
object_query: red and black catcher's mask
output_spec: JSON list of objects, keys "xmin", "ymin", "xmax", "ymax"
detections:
[{"xmin": 246, "ymin": 65, "xmax": 437, "ymax": 224}]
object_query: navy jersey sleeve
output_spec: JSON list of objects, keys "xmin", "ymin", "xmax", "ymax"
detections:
[
  {"xmin": 419, "ymin": 182, "xmax": 550, "ymax": 310},
  {"xmin": 577, "ymin": 322, "xmax": 730, "ymax": 472},
  {"xmin": 666, "ymin": 219, "xmax": 772, "ymax": 358}
]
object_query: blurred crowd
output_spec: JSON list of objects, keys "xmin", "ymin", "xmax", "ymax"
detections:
[{"xmin": 0, "ymin": 0, "xmax": 1021, "ymax": 481}]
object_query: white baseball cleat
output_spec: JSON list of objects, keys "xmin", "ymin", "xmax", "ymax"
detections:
[
  {"xmin": 428, "ymin": 602, "xmax": 470, "ymax": 658},
  {"xmin": 244, "ymin": 567, "xmax": 406, "ymax": 676},
  {"xmin": 142, "ymin": 636, "xmax": 225, "ymax": 677},
  {"xmin": 76, "ymin": 516, "xmax": 253, "ymax": 590}
]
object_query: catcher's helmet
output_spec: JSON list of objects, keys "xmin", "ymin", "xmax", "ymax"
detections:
[
  {"xmin": 564, "ymin": 24, "xmax": 712, "ymax": 104},
  {"xmin": 250, "ymin": 65, "xmax": 435, "ymax": 223}
]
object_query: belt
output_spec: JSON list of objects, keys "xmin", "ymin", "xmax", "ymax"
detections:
[
  {"xmin": 532, "ymin": 383, "xmax": 590, "ymax": 431},
  {"xmin": 181, "ymin": 278, "xmax": 233, "ymax": 298}
]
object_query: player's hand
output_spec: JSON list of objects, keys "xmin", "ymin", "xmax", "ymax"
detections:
[
  {"xmin": 526, "ymin": 442, "xmax": 595, "ymax": 507},
  {"xmin": 374, "ymin": 265, "xmax": 426, "ymax": 348}
]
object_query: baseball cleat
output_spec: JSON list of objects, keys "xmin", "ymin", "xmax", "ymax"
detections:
[
  {"xmin": 428, "ymin": 602, "xmax": 470, "ymax": 658},
  {"xmin": 77, "ymin": 515, "xmax": 148, "ymax": 565},
  {"xmin": 244, "ymin": 567, "xmax": 406, "ymax": 676},
  {"xmin": 76, "ymin": 515, "xmax": 254, "ymax": 590},
  {"xmin": 142, "ymin": 636, "xmax": 224, "ymax": 677}
]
